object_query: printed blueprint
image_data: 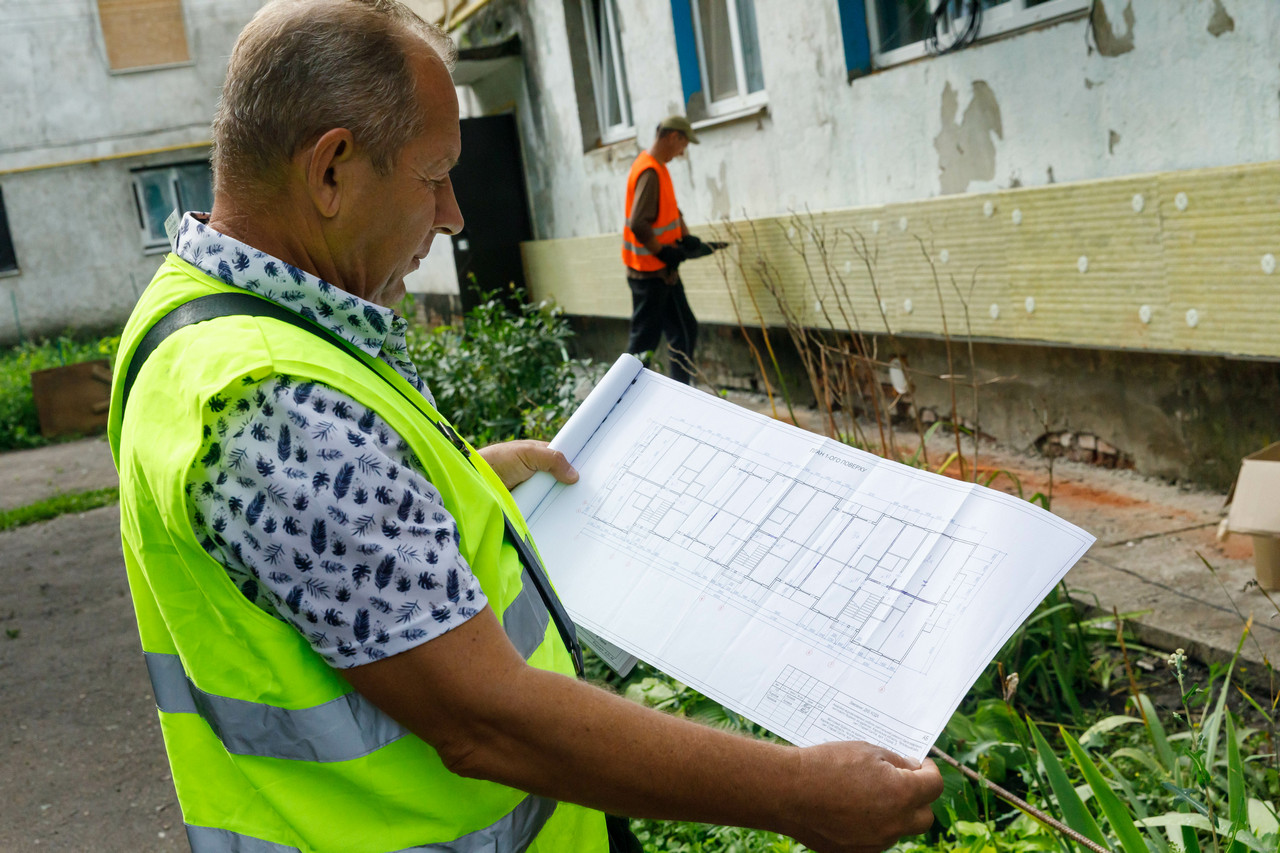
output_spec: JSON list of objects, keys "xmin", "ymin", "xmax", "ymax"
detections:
[{"xmin": 516, "ymin": 356, "xmax": 1094, "ymax": 760}]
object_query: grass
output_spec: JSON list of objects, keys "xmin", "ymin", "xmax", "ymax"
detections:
[{"xmin": 0, "ymin": 487, "xmax": 120, "ymax": 532}]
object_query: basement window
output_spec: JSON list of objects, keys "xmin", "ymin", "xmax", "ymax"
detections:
[
  {"xmin": 866, "ymin": 0, "xmax": 1089, "ymax": 68},
  {"xmin": 97, "ymin": 0, "xmax": 191, "ymax": 72},
  {"xmin": 0, "ymin": 187, "xmax": 18, "ymax": 276},
  {"xmin": 131, "ymin": 161, "xmax": 213, "ymax": 253}
]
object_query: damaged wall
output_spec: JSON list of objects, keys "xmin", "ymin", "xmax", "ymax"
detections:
[{"xmin": 484, "ymin": 0, "xmax": 1279, "ymax": 237}]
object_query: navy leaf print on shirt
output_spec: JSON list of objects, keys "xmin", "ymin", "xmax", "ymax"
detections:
[
  {"xmin": 358, "ymin": 409, "xmax": 376, "ymax": 434},
  {"xmin": 293, "ymin": 382, "xmax": 315, "ymax": 406},
  {"xmin": 353, "ymin": 514, "xmax": 376, "ymax": 536},
  {"xmin": 396, "ymin": 573, "xmax": 412, "ymax": 594},
  {"xmin": 256, "ymin": 456, "xmax": 275, "ymax": 478},
  {"xmin": 397, "ymin": 490, "xmax": 414, "ymax": 523},
  {"xmin": 351, "ymin": 563, "xmax": 371, "ymax": 587},
  {"xmin": 381, "ymin": 518, "xmax": 401, "ymax": 539},
  {"xmin": 352, "ymin": 609, "xmax": 370, "ymax": 643},
  {"xmin": 326, "ymin": 505, "xmax": 349, "ymax": 527},
  {"xmin": 294, "ymin": 551, "xmax": 313, "ymax": 573},
  {"xmin": 217, "ymin": 259, "xmax": 235, "ymax": 284},
  {"xmin": 417, "ymin": 572, "xmax": 438, "ymax": 590},
  {"xmin": 285, "ymin": 585, "xmax": 304, "ymax": 614},
  {"xmin": 355, "ymin": 453, "xmax": 381, "ymax": 476},
  {"xmin": 396, "ymin": 601, "xmax": 421, "ymax": 624},
  {"xmin": 277, "ymin": 425, "xmax": 292, "ymax": 462},
  {"xmin": 363, "ymin": 306, "xmax": 387, "ymax": 335},
  {"xmin": 310, "ymin": 519, "xmax": 327, "ymax": 556},
  {"xmin": 333, "ymin": 463, "xmax": 354, "ymax": 499},
  {"xmin": 233, "ymin": 249, "xmax": 251, "ymax": 271},
  {"xmin": 245, "ymin": 492, "xmax": 266, "ymax": 527},
  {"xmin": 346, "ymin": 429, "xmax": 366, "ymax": 447},
  {"xmin": 311, "ymin": 470, "xmax": 330, "ymax": 494},
  {"xmin": 284, "ymin": 262, "xmax": 306, "ymax": 285},
  {"xmin": 324, "ymin": 608, "xmax": 345, "ymax": 627},
  {"xmin": 431, "ymin": 605, "xmax": 452, "ymax": 623},
  {"xmin": 446, "ymin": 569, "xmax": 460, "ymax": 604},
  {"xmin": 200, "ymin": 442, "xmax": 221, "ymax": 467},
  {"xmin": 374, "ymin": 555, "xmax": 395, "ymax": 590}
]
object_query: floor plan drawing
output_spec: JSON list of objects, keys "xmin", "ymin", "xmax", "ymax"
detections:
[
  {"xmin": 515, "ymin": 355, "xmax": 1095, "ymax": 758},
  {"xmin": 583, "ymin": 421, "xmax": 1002, "ymax": 684}
]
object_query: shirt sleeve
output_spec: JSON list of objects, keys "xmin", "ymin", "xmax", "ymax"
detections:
[
  {"xmin": 185, "ymin": 372, "xmax": 488, "ymax": 668},
  {"xmin": 627, "ymin": 168, "xmax": 660, "ymax": 246}
]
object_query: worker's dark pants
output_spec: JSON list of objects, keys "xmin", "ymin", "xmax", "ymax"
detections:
[{"xmin": 626, "ymin": 275, "xmax": 698, "ymax": 385}]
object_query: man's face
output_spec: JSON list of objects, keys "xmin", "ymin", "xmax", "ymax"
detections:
[{"xmin": 338, "ymin": 43, "xmax": 464, "ymax": 308}]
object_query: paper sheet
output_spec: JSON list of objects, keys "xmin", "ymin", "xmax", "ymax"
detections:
[{"xmin": 514, "ymin": 355, "xmax": 1094, "ymax": 760}]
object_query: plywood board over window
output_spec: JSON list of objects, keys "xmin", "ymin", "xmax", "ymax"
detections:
[{"xmin": 98, "ymin": 0, "xmax": 190, "ymax": 71}]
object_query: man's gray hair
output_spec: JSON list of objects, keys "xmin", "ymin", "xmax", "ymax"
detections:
[{"xmin": 212, "ymin": 0, "xmax": 457, "ymax": 196}]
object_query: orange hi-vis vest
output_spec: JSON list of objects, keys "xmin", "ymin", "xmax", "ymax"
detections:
[{"xmin": 622, "ymin": 151, "xmax": 681, "ymax": 273}]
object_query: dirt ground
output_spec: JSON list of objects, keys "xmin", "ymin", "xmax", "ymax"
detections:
[{"xmin": 0, "ymin": 505, "xmax": 184, "ymax": 851}]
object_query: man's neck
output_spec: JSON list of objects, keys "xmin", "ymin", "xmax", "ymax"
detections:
[
  {"xmin": 647, "ymin": 144, "xmax": 671, "ymax": 164},
  {"xmin": 207, "ymin": 198, "xmax": 336, "ymax": 287}
]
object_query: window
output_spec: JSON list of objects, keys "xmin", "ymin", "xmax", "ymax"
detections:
[
  {"xmin": 687, "ymin": 0, "xmax": 766, "ymax": 116},
  {"xmin": 0, "ymin": 187, "xmax": 18, "ymax": 276},
  {"xmin": 565, "ymin": 0, "xmax": 634, "ymax": 148},
  {"xmin": 132, "ymin": 162, "xmax": 213, "ymax": 252},
  {"xmin": 97, "ymin": 0, "xmax": 191, "ymax": 72},
  {"xmin": 866, "ymin": 0, "xmax": 1088, "ymax": 67},
  {"xmin": 581, "ymin": 0, "xmax": 633, "ymax": 144}
]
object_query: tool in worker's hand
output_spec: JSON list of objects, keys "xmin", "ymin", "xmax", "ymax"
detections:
[{"xmin": 676, "ymin": 236, "xmax": 730, "ymax": 259}]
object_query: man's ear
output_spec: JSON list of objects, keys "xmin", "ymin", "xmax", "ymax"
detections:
[{"xmin": 302, "ymin": 128, "xmax": 358, "ymax": 219}]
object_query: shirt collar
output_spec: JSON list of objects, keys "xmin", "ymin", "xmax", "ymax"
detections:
[{"xmin": 174, "ymin": 212, "xmax": 403, "ymax": 361}]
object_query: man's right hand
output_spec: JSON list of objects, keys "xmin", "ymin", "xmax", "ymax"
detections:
[
  {"xmin": 656, "ymin": 244, "xmax": 687, "ymax": 269},
  {"xmin": 781, "ymin": 741, "xmax": 943, "ymax": 853}
]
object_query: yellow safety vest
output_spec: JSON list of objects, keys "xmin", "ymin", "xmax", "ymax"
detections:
[{"xmin": 107, "ymin": 254, "xmax": 609, "ymax": 853}]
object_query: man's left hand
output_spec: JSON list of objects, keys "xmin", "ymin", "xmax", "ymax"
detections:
[{"xmin": 479, "ymin": 440, "xmax": 578, "ymax": 490}]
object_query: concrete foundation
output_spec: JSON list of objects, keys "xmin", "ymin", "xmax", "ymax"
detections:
[{"xmin": 568, "ymin": 316, "xmax": 1280, "ymax": 491}]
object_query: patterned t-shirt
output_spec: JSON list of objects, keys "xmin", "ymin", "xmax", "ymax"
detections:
[{"xmin": 175, "ymin": 213, "xmax": 486, "ymax": 668}]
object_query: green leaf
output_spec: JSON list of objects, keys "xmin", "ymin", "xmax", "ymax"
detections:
[
  {"xmin": 1134, "ymin": 694, "xmax": 1177, "ymax": 776},
  {"xmin": 1160, "ymin": 782, "xmax": 1210, "ymax": 818},
  {"xmin": 1246, "ymin": 799, "xmax": 1279, "ymax": 837},
  {"xmin": 1079, "ymin": 714, "xmax": 1142, "ymax": 749},
  {"xmin": 1225, "ymin": 714, "xmax": 1247, "ymax": 829},
  {"xmin": 1028, "ymin": 720, "xmax": 1107, "ymax": 848},
  {"xmin": 1064, "ymin": 727, "xmax": 1151, "ymax": 853}
]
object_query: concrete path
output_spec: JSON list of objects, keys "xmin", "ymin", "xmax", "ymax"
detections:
[{"xmin": 0, "ymin": 432, "xmax": 1275, "ymax": 851}]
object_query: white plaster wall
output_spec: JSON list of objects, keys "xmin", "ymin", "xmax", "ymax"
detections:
[{"xmin": 505, "ymin": 0, "xmax": 1280, "ymax": 237}]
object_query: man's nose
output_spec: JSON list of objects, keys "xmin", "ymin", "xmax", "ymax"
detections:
[{"xmin": 434, "ymin": 177, "xmax": 464, "ymax": 236}]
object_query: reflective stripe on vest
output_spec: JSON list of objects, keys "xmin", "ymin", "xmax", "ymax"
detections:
[
  {"xmin": 185, "ymin": 795, "xmax": 556, "ymax": 853},
  {"xmin": 621, "ymin": 220, "xmax": 682, "ymax": 257},
  {"xmin": 144, "ymin": 565, "xmax": 548, "ymax": 763}
]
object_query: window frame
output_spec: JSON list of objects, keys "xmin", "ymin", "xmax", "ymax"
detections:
[
  {"xmin": 688, "ymin": 0, "xmax": 768, "ymax": 118},
  {"xmin": 130, "ymin": 161, "xmax": 213, "ymax": 254},
  {"xmin": 0, "ymin": 186, "xmax": 18, "ymax": 277},
  {"xmin": 580, "ymin": 0, "xmax": 635, "ymax": 145},
  {"xmin": 866, "ymin": 0, "xmax": 1090, "ymax": 68}
]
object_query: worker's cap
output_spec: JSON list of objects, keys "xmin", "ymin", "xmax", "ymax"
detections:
[{"xmin": 657, "ymin": 114, "xmax": 700, "ymax": 144}]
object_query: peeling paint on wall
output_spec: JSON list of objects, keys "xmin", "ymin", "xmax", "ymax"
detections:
[
  {"xmin": 1091, "ymin": 0, "xmax": 1135, "ymax": 57},
  {"xmin": 934, "ymin": 81, "xmax": 1003, "ymax": 195},
  {"xmin": 706, "ymin": 161, "xmax": 730, "ymax": 222},
  {"xmin": 1207, "ymin": 0, "xmax": 1235, "ymax": 37}
]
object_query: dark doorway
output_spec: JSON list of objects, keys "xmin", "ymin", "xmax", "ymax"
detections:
[{"xmin": 451, "ymin": 113, "xmax": 534, "ymax": 315}]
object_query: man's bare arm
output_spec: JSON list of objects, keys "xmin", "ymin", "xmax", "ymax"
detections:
[{"xmin": 341, "ymin": 607, "xmax": 942, "ymax": 853}]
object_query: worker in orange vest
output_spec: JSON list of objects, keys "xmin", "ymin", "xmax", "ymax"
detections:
[{"xmin": 621, "ymin": 115, "xmax": 723, "ymax": 385}]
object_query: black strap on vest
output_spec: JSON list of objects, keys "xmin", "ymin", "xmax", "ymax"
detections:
[{"xmin": 120, "ymin": 292, "xmax": 585, "ymax": 678}]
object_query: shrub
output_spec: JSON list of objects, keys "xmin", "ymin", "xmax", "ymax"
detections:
[{"xmin": 405, "ymin": 289, "xmax": 598, "ymax": 446}]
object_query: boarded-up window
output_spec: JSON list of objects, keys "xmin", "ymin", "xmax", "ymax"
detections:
[
  {"xmin": 97, "ymin": 0, "xmax": 190, "ymax": 71},
  {"xmin": 0, "ymin": 187, "xmax": 18, "ymax": 275}
]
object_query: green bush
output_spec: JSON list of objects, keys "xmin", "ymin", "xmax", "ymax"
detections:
[
  {"xmin": 405, "ymin": 289, "xmax": 599, "ymax": 446},
  {"xmin": 0, "ymin": 333, "xmax": 118, "ymax": 452}
]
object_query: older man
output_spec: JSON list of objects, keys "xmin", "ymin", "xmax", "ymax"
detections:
[{"xmin": 108, "ymin": 1, "xmax": 942, "ymax": 851}]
